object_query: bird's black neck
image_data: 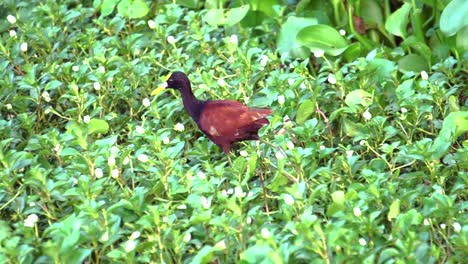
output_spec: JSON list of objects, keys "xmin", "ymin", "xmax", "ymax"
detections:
[{"xmin": 180, "ymin": 84, "xmax": 206, "ymax": 123}]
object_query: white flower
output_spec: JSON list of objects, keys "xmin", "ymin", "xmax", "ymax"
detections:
[
  {"xmin": 339, "ymin": 29, "xmax": 346, "ymax": 36},
  {"xmin": 95, "ymin": 168, "xmax": 104, "ymax": 178},
  {"xmin": 147, "ymin": 20, "xmax": 156, "ymax": 29},
  {"xmin": 346, "ymin": 150, "xmax": 354, "ymax": 158},
  {"xmin": 7, "ymin": 15, "xmax": 16, "ymax": 24},
  {"xmin": 108, "ymin": 156, "xmax": 116, "ymax": 166},
  {"xmin": 217, "ymin": 78, "xmax": 227, "ymax": 87},
  {"xmin": 287, "ymin": 78, "xmax": 295, "ymax": 86},
  {"xmin": 286, "ymin": 141, "xmax": 294, "ymax": 150},
  {"xmin": 44, "ymin": 108, "xmax": 51, "ymax": 114},
  {"xmin": 29, "ymin": 202, "xmax": 36, "ymax": 207},
  {"xmin": 142, "ymin": 98, "xmax": 151, "ymax": 107},
  {"xmin": 20, "ymin": 42, "xmax": 28, "ymax": 52},
  {"xmin": 283, "ymin": 194, "xmax": 294, "ymax": 205},
  {"xmin": 83, "ymin": 115, "xmax": 91, "ymax": 124},
  {"xmin": 226, "ymin": 188, "xmax": 234, "ymax": 195},
  {"xmin": 319, "ymin": 145, "xmax": 326, "ymax": 150},
  {"xmin": 229, "ymin": 34, "xmax": 238, "ymax": 45},
  {"xmin": 135, "ymin": 126, "xmax": 145, "ymax": 134},
  {"xmin": 167, "ymin": 35, "xmax": 176, "ymax": 44},
  {"xmin": 110, "ymin": 146, "xmax": 119, "ymax": 154},
  {"xmin": 215, "ymin": 240, "xmax": 226, "ymax": 250},
  {"xmin": 401, "ymin": 107, "xmax": 407, "ymax": 113},
  {"xmin": 9, "ymin": 30, "xmax": 16, "ymax": 37},
  {"xmin": 277, "ymin": 95, "xmax": 285, "ymax": 105},
  {"xmin": 234, "ymin": 186, "xmax": 246, "ymax": 198},
  {"xmin": 200, "ymin": 196, "xmax": 211, "ymax": 209},
  {"xmin": 239, "ymin": 150, "xmax": 248, "ymax": 157},
  {"xmin": 41, "ymin": 91, "xmax": 51, "ymax": 102},
  {"xmin": 72, "ymin": 178, "xmax": 78, "ymax": 184},
  {"xmin": 313, "ymin": 49, "xmax": 324, "ymax": 57},
  {"xmin": 124, "ymin": 239, "xmax": 136, "ymax": 252},
  {"xmin": 72, "ymin": 65, "xmax": 79, "ymax": 72},
  {"xmin": 453, "ymin": 222, "xmax": 461, "ymax": 233},
  {"xmin": 177, "ymin": 204, "xmax": 187, "ymax": 210},
  {"xmin": 246, "ymin": 217, "xmax": 252, "ymax": 224},
  {"xmin": 174, "ymin": 123, "xmax": 185, "ymax": 132},
  {"xmin": 24, "ymin": 214, "xmax": 39, "ymax": 227},
  {"xmin": 300, "ymin": 82, "xmax": 306, "ymax": 89},
  {"xmin": 275, "ymin": 151, "xmax": 285, "ymax": 159},
  {"xmin": 101, "ymin": 231, "xmax": 109, "ymax": 242},
  {"xmin": 197, "ymin": 171, "xmax": 206, "ymax": 180},
  {"xmin": 137, "ymin": 154, "xmax": 149, "ymax": 163},
  {"xmin": 440, "ymin": 223, "xmax": 446, "ymax": 229},
  {"xmin": 260, "ymin": 55, "xmax": 268, "ymax": 67},
  {"xmin": 359, "ymin": 238, "xmax": 367, "ymax": 246},
  {"xmin": 130, "ymin": 231, "xmax": 141, "ymax": 240},
  {"xmin": 423, "ymin": 218, "xmax": 430, "ymax": 226},
  {"xmin": 98, "ymin": 66, "xmax": 106, "ymax": 74},
  {"xmin": 221, "ymin": 190, "xmax": 227, "ymax": 196},
  {"xmin": 93, "ymin": 82, "xmax": 101, "ymax": 90},
  {"xmin": 111, "ymin": 169, "xmax": 119, "ymax": 178},
  {"xmin": 6, "ymin": 103, "xmax": 12, "ymax": 110},
  {"xmin": 162, "ymin": 136, "xmax": 170, "ymax": 144},
  {"xmin": 363, "ymin": 109, "xmax": 372, "ymax": 120},
  {"xmin": 183, "ymin": 232, "xmax": 191, "ymax": 243},
  {"xmin": 353, "ymin": 206, "xmax": 362, "ymax": 217},
  {"xmin": 327, "ymin": 74, "xmax": 337, "ymax": 84},
  {"xmin": 261, "ymin": 228, "xmax": 271, "ymax": 239},
  {"xmin": 122, "ymin": 156, "xmax": 130, "ymax": 165},
  {"xmin": 420, "ymin": 70, "xmax": 428, "ymax": 80},
  {"xmin": 359, "ymin": 140, "xmax": 366, "ymax": 146}
]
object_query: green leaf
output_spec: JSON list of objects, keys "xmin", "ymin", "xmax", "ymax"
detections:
[
  {"xmin": 385, "ymin": 2, "xmax": 411, "ymax": 37},
  {"xmin": 277, "ymin": 16, "xmax": 318, "ymax": 59},
  {"xmin": 101, "ymin": 0, "xmax": 118, "ymax": 17},
  {"xmin": 88, "ymin": 119, "xmax": 109, "ymax": 135},
  {"xmin": 345, "ymin": 89, "xmax": 373, "ymax": 108},
  {"xmin": 387, "ymin": 199, "xmax": 400, "ymax": 221},
  {"xmin": 397, "ymin": 54, "xmax": 429, "ymax": 73},
  {"xmin": 117, "ymin": 0, "xmax": 149, "ymax": 19},
  {"xmin": 296, "ymin": 99, "xmax": 315, "ymax": 124},
  {"xmin": 249, "ymin": 0, "xmax": 279, "ymax": 17},
  {"xmin": 440, "ymin": 0, "xmax": 468, "ymax": 36},
  {"xmin": 297, "ymin": 24, "xmax": 349, "ymax": 56},
  {"xmin": 204, "ymin": 5, "xmax": 250, "ymax": 26},
  {"xmin": 331, "ymin": 190, "xmax": 345, "ymax": 205},
  {"xmin": 361, "ymin": 0, "xmax": 384, "ymax": 26},
  {"xmin": 430, "ymin": 111, "xmax": 468, "ymax": 160}
]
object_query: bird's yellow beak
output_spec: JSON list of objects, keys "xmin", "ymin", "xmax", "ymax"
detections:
[{"xmin": 151, "ymin": 73, "xmax": 171, "ymax": 96}]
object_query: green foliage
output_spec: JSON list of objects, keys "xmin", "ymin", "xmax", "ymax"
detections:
[{"xmin": 0, "ymin": 0, "xmax": 466, "ymax": 263}]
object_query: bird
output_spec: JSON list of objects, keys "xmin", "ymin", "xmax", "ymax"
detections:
[{"xmin": 160, "ymin": 71, "xmax": 272, "ymax": 155}]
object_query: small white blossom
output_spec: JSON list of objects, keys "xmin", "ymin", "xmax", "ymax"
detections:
[
  {"xmin": 363, "ymin": 109, "xmax": 372, "ymax": 120},
  {"xmin": 29, "ymin": 202, "xmax": 36, "ymax": 207},
  {"xmin": 110, "ymin": 146, "xmax": 119, "ymax": 154},
  {"xmin": 174, "ymin": 123, "xmax": 185, "ymax": 132},
  {"xmin": 246, "ymin": 217, "xmax": 252, "ymax": 224},
  {"xmin": 93, "ymin": 82, "xmax": 101, "ymax": 90},
  {"xmin": 327, "ymin": 74, "xmax": 337, "ymax": 84},
  {"xmin": 95, "ymin": 168, "xmax": 104, "ymax": 178},
  {"xmin": 313, "ymin": 49, "xmax": 324, "ymax": 58},
  {"xmin": 72, "ymin": 65, "xmax": 79, "ymax": 72},
  {"xmin": 108, "ymin": 156, "xmax": 116, "ymax": 167},
  {"xmin": 359, "ymin": 140, "xmax": 366, "ymax": 146},
  {"xmin": 135, "ymin": 126, "xmax": 145, "ymax": 134},
  {"xmin": 20, "ymin": 42, "xmax": 28, "ymax": 52},
  {"xmin": 101, "ymin": 231, "xmax": 109, "ymax": 242},
  {"xmin": 83, "ymin": 115, "xmax": 91, "ymax": 124},
  {"xmin": 286, "ymin": 141, "xmax": 294, "ymax": 150},
  {"xmin": 41, "ymin": 91, "xmax": 51, "ymax": 102},
  {"xmin": 275, "ymin": 151, "xmax": 285, "ymax": 159},
  {"xmin": 137, "ymin": 154, "xmax": 149, "ymax": 163},
  {"xmin": 239, "ymin": 150, "xmax": 248, "ymax": 157},
  {"xmin": 130, "ymin": 231, "xmax": 141, "ymax": 240},
  {"xmin": 167, "ymin": 35, "xmax": 176, "ymax": 44},
  {"xmin": 124, "ymin": 239, "xmax": 136, "ymax": 252},
  {"xmin": 277, "ymin": 95, "xmax": 285, "ymax": 105},
  {"xmin": 221, "ymin": 189, "xmax": 227, "ymax": 196},
  {"xmin": 147, "ymin": 20, "xmax": 156, "ymax": 29},
  {"xmin": 162, "ymin": 136, "xmax": 170, "ymax": 144},
  {"xmin": 420, "ymin": 70, "xmax": 428, "ymax": 80},
  {"xmin": 98, "ymin": 66, "xmax": 106, "ymax": 74},
  {"xmin": 72, "ymin": 178, "xmax": 78, "ymax": 184},
  {"xmin": 261, "ymin": 228, "xmax": 271, "ymax": 239},
  {"xmin": 453, "ymin": 222, "xmax": 461, "ymax": 233},
  {"xmin": 177, "ymin": 204, "xmax": 187, "ymax": 210},
  {"xmin": 287, "ymin": 78, "xmax": 295, "ymax": 86},
  {"xmin": 122, "ymin": 156, "xmax": 130, "ymax": 165},
  {"xmin": 7, "ymin": 15, "xmax": 16, "ymax": 24},
  {"xmin": 440, "ymin": 223, "xmax": 446, "ymax": 229},
  {"xmin": 401, "ymin": 107, "xmax": 407, "ymax": 113},
  {"xmin": 197, "ymin": 171, "xmax": 206, "ymax": 180},
  {"xmin": 229, "ymin": 34, "xmax": 238, "ymax": 45},
  {"xmin": 215, "ymin": 240, "xmax": 226, "ymax": 250},
  {"xmin": 353, "ymin": 206, "xmax": 362, "ymax": 217},
  {"xmin": 217, "ymin": 78, "xmax": 227, "ymax": 87},
  {"xmin": 320, "ymin": 145, "xmax": 326, "ymax": 150},
  {"xmin": 300, "ymin": 82, "xmax": 306, "ymax": 89},
  {"xmin": 359, "ymin": 238, "xmax": 367, "ymax": 246},
  {"xmin": 260, "ymin": 55, "xmax": 268, "ymax": 67},
  {"xmin": 6, "ymin": 103, "xmax": 12, "ymax": 110},
  {"xmin": 283, "ymin": 194, "xmax": 294, "ymax": 205},
  {"xmin": 200, "ymin": 196, "xmax": 211, "ymax": 209},
  {"xmin": 339, "ymin": 29, "xmax": 346, "ymax": 36},
  {"xmin": 226, "ymin": 188, "xmax": 234, "ymax": 195},
  {"xmin": 9, "ymin": 30, "xmax": 16, "ymax": 37},
  {"xmin": 142, "ymin": 98, "xmax": 151, "ymax": 107},
  {"xmin": 346, "ymin": 150, "xmax": 354, "ymax": 158},
  {"xmin": 234, "ymin": 186, "xmax": 246, "ymax": 198},
  {"xmin": 111, "ymin": 169, "xmax": 119, "ymax": 178},
  {"xmin": 44, "ymin": 108, "xmax": 51, "ymax": 114},
  {"xmin": 24, "ymin": 214, "xmax": 39, "ymax": 227},
  {"xmin": 183, "ymin": 232, "xmax": 191, "ymax": 242},
  {"xmin": 423, "ymin": 219, "xmax": 430, "ymax": 226}
]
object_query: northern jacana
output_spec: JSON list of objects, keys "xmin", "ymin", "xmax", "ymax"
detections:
[{"xmin": 160, "ymin": 71, "xmax": 272, "ymax": 155}]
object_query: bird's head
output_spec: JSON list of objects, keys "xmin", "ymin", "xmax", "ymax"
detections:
[{"xmin": 151, "ymin": 71, "xmax": 190, "ymax": 96}]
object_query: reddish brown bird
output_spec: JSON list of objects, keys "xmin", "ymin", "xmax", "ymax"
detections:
[{"xmin": 163, "ymin": 71, "xmax": 272, "ymax": 154}]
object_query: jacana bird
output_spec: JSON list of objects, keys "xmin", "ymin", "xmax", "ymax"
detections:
[{"xmin": 161, "ymin": 71, "xmax": 272, "ymax": 155}]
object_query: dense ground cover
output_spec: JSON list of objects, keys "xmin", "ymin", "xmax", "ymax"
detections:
[{"xmin": 0, "ymin": 0, "xmax": 467, "ymax": 263}]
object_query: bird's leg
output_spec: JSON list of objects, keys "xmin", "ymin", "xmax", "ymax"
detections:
[{"xmin": 259, "ymin": 171, "xmax": 270, "ymax": 215}]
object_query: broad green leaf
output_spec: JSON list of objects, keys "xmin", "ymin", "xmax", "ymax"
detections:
[
  {"xmin": 117, "ymin": 0, "xmax": 149, "ymax": 19},
  {"xmin": 345, "ymin": 89, "xmax": 373, "ymax": 108},
  {"xmin": 397, "ymin": 54, "xmax": 429, "ymax": 73},
  {"xmin": 440, "ymin": 0, "xmax": 468, "ymax": 36},
  {"xmin": 277, "ymin": 16, "xmax": 318, "ymax": 59},
  {"xmin": 101, "ymin": 0, "xmax": 118, "ymax": 17},
  {"xmin": 88, "ymin": 119, "xmax": 109, "ymax": 135},
  {"xmin": 204, "ymin": 5, "xmax": 250, "ymax": 26},
  {"xmin": 176, "ymin": 0, "xmax": 199, "ymax": 8},
  {"xmin": 361, "ymin": 0, "xmax": 384, "ymax": 26},
  {"xmin": 385, "ymin": 2, "xmax": 411, "ymax": 37},
  {"xmin": 296, "ymin": 99, "xmax": 315, "ymax": 124},
  {"xmin": 387, "ymin": 199, "xmax": 400, "ymax": 221},
  {"xmin": 430, "ymin": 111, "xmax": 468, "ymax": 160},
  {"xmin": 297, "ymin": 24, "xmax": 349, "ymax": 56},
  {"xmin": 249, "ymin": 0, "xmax": 279, "ymax": 17},
  {"xmin": 456, "ymin": 25, "xmax": 468, "ymax": 50},
  {"xmin": 366, "ymin": 58, "xmax": 396, "ymax": 81},
  {"xmin": 331, "ymin": 190, "xmax": 345, "ymax": 205},
  {"xmin": 401, "ymin": 36, "xmax": 433, "ymax": 63}
]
